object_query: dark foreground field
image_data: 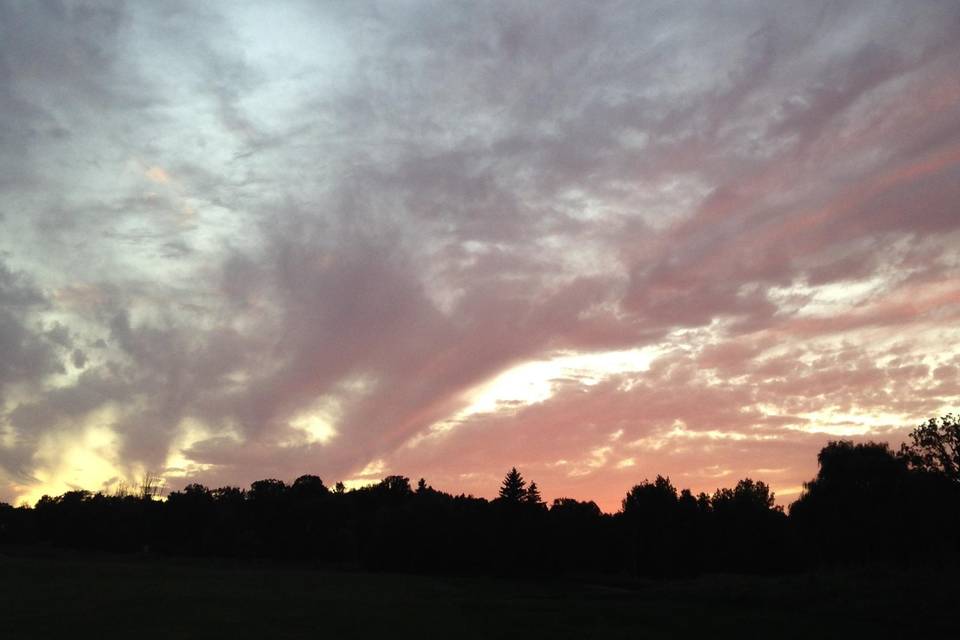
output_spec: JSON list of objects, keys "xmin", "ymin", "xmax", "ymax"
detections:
[{"xmin": 1, "ymin": 548, "xmax": 956, "ymax": 640}]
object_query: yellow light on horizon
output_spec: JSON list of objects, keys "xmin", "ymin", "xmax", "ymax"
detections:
[{"xmin": 19, "ymin": 420, "xmax": 122, "ymax": 506}]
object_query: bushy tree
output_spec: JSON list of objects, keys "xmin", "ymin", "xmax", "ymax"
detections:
[
  {"xmin": 899, "ymin": 413, "xmax": 960, "ymax": 482},
  {"xmin": 711, "ymin": 479, "xmax": 786, "ymax": 573},
  {"xmin": 790, "ymin": 441, "xmax": 912, "ymax": 564},
  {"xmin": 291, "ymin": 474, "xmax": 328, "ymax": 498},
  {"xmin": 621, "ymin": 476, "xmax": 680, "ymax": 577},
  {"xmin": 248, "ymin": 479, "xmax": 287, "ymax": 502},
  {"xmin": 621, "ymin": 475, "xmax": 677, "ymax": 517},
  {"xmin": 379, "ymin": 475, "xmax": 412, "ymax": 497},
  {"xmin": 712, "ymin": 478, "xmax": 776, "ymax": 513}
]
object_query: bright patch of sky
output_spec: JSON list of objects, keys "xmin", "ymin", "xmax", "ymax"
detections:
[{"xmin": 450, "ymin": 347, "xmax": 659, "ymax": 420}]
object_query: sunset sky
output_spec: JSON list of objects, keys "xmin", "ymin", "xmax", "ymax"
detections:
[{"xmin": 1, "ymin": 1, "xmax": 959, "ymax": 510}]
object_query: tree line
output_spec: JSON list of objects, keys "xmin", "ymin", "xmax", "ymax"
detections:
[{"xmin": 1, "ymin": 414, "xmax": 958, "ymax": 577}]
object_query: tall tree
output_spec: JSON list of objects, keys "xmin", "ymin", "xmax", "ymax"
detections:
[{"xmin": 499, "ymin": 468, "xmax": 527, "ymax": 502}]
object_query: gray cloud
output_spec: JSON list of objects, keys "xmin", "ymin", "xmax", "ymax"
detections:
[
  {"xmin": 0, "ymin": 261, "xmax": 58, "ymax": 395},
  {"xmin": 2, "ymin": 1, "xmax": 960, "ymax": 503}
]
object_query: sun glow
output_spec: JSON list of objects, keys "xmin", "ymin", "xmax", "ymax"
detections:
[
  {"xmin": 451, "ymin": 347, "xmax": 659, "ymax": 422},
  {"xmin": 21, "ymin": 417, "xmax": 122, "ymax": 505}
]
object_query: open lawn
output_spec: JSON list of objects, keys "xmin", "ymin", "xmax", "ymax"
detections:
[{"xmin": 1, "ymin": 548, "xmax": 955, "ymax": 639}]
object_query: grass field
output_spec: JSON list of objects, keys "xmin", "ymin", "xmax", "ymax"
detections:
[{"xmin": 1, "ymin": 547, "xmax": 955, "ymax": 639}]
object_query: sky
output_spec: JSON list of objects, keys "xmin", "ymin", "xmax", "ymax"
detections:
[{"xmin": 1, "ymin": 1, "xmax": 959, "ymax": 511}]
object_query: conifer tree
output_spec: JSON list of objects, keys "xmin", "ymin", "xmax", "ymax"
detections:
[
  {"xmin": 499, "ymin": 467, "xmax": 526, "ymax": 502},
  {"xmin": 524, "ymin": 481, "xmax": 543, "ymax": 506}
]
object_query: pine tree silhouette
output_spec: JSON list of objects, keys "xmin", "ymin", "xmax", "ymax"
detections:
[
  {"xmin": 499, "ymin": 468, "xmax": 526, "ymax": 502},
  {"xmin": 524, "ymin": 481, "xmax": 543, "ymax": 506}
]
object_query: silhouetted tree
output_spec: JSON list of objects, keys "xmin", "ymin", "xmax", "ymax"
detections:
[
  {"xmin": 491, "ymin": 468, "xmax": 549, "ymax": 572},
  {"xmin": 499, "ymin": 468, "xmax": 527, "ymax": 502},
  {"xmin": 551, "ymin": 497, "xmax": 602, "ymax": 518},
  {"xmin": 379, "ymin": 475, "xmax": 413, "ymax": 497},
  {"xmin": 291, "ymin": 474, "xmax": 328, "ymax": 498},
  {"xmin": 524, "ymin": 481, "xmax": 544, "ymax": 507},
  {"xmin": 212, "ymin": 486, "xmax": 245, "ymax": 502},
  {"xmin": 711, "ymin": 479, "xmax": 787, "ymax": 572},
  {"xmin": 284, "ymin": 475, "xmax": 331, "ymax": 560},
  {"xmin": 791, "ymin": 441, "xmax": 914, "ymax": 564},
  {"xmin": 548, "ymin": 498, "xmax": 616, "ymax": 572},
  {"xmin": 248, "ymin": 479, "xmax": 287, "ymax": 502},
  {"xmin": 622, "ymin": 475, "xmax": 677, "ymax": 517},
  {"xmin": 621, "ymin": 476, "xmax": 679, "ymax": 577},
  {"xmin": 0, "ymin": 501, "xmax": 35, "ymax": 544},
  {"xmin": 712, "ymin": 478, "xmax": 776, "ymax": 511},
  {"xmin": 12, "ymin": 430, "xmax": 960, "ymax": 578},
  {"xmin": 900, "ymin": 414, "xmax": 960, "ymax": 482},
  {"xmin": 138, "ymin": 471, "xmax": 165, "ymax": 501},
  {"xmin": 672, "ymin": 489, "xmax": 708, "ymax": 575},
  {"xmin": 164, "ymin": 483, "xmax": 216, "ymax": 555},
  {"xmin": 244, "ymin": 479, "xmax": 289, "ymax": 556}
]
